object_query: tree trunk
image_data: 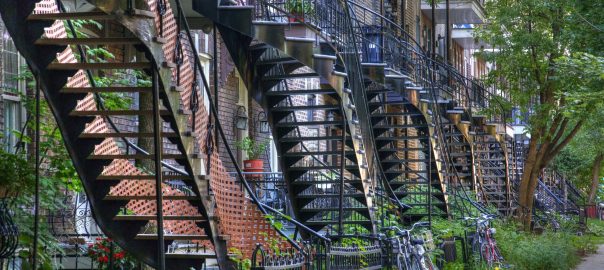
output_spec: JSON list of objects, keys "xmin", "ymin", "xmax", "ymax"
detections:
[
  {"xmin": 517, "ymin": 137, "xmax": 539, "ymax": 231},
  {"xmin": 588, "ymin": 153, "xmax": 604, "ymax": 204}
]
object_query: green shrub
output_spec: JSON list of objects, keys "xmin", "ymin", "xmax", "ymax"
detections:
[{"xmin": 494, "ymin": 222, "xmax": 583, "ymax": 270}]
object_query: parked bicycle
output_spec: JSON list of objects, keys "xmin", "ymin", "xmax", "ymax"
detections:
[
  {"xmin": 381, "ymin": 222, "xmax": 437, "ymax": 270},
  {"xmin": 464, "ymin": 214, "xmax": 505, "ymax": 269}
]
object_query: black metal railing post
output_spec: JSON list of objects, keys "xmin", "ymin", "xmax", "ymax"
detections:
[
  {"xmin": 32, "ymin": 71, "xmax": 41, "ymax": 270},
  {"xmin": 152, "ymin": 66, "xmax": 166, "ymax": 270}
]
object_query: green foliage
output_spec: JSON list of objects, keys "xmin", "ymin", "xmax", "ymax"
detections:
[
  {"xmin": 587, "ymin": 218, "xmax": 604, "ymax": 238},
  {"xmin": 431, "ymin": 217, "xmax": 466, "ymax": 240},
  {"xmin": 65, "ymin": 19, "xmax": 102, "ymax": 39},
  {"xmin": 0, "ymin": 150, "xmax": 35, "ymax": 195},
  {"xmin": 236, "ymin": 136, "xmax": 270, "ymax": 160},
  {"xmin": 376, "ymin": 202, "xmax": 402, "ymax": 229},
  {"xmin": 88, "ymin": 238, "xmax": 138, "ymax": 270},
  {"xmin": 493, "ymin": 221, "xmax": 598, "ymax": 270},
  {"xmin": 284, "ymin": 0, "xmax": 314, "ymax": 15},
  {"xmin": 228, "ymin": 247, "xmax": 251, "ymax": 270},
  {"xmin": 552, "ymin": 108, "xmax": 604, "ymax": 200},
  {"xmin": 476, "ymin": 0, "xmax": 604, "ymax": 133}
]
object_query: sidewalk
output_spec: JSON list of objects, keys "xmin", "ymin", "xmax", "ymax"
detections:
[{"xmin": 576, "ymin": 245, "xmax": 604, "ymax": 269}]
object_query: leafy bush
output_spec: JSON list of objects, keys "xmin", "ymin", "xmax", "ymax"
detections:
[
  {"xmin": 0, "ymin": 150, "xmax": 35, "ymax": 195},
  {"xmin": 494, "ymin": 221, "xmax": 586, "ymax": 270}
]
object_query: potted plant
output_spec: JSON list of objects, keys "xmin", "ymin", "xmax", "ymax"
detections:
[
  {"xmin": 236, "ymin": 136, "xmax": 270, "ymax": 175},
  {"xmin": 284, "ymin": 0, "xmax": 314, "ymax": 22}
]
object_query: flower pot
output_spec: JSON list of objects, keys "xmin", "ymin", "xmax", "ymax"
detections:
[
  {"xmin": 243, "ymin": 159, "xmax": 264, "ymax": 178},
  {"xmin": 289, "ymin": 13, "xmax": 305, "ymax": 23}
]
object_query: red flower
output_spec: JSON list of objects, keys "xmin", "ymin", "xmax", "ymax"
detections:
[
  {"xmin": 114, "ymin": 251, "xmax": 125, "ymax": 260},
  {"xmin": 98, "ymin": 255, "xmax": 109, "ymax": 263}
]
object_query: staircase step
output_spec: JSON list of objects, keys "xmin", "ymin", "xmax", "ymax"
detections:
[
  {"xmin": 296, "ymin": 193, "xmax": 365, "ymax": 198},
  {"xmin": 372, "ymin": 112, "xmax": 423, "ymax": 117},
  {"xmin": 61, "ymin": 87, "xmax": 151, "ymax": 93},
  {"xmin": 263, "ymin": 72, "xmax": 319, "ymax": 80},
  {"xmin": 382, "ymin": 158, "xmax": 431, "ymax": 163},
  {"xmin": 97, "ymin": 175, "xmax": 193, "ymax": 181},
  {"xmin": 369, "ymin": 100, "xmax": 413, "ymax": 106},
  {"xmin": 266, "ymin": 89, "xmax": 336, "ymax": 96},
  {"xmin": 305, "ymin": 220, "xmax": 371, "ymax": 225},
  {"xmin": 35, "ymin": 37, "xmax": 142, "ymax": 46},
  {"xmin": 104, "ymin": 195, "xmax": 197, "ymax": 200},
  {"xmin": 300, "ymin": 207, "xmax": 368, "ymax": 212},
  {"xmin": 270, "ymin": 104, "xmax": 340, "ymax": 111},
  {"xmin": 70, "ymin": 110, "xmax": 171, "ymax": 116},
  {"xmin": 379, "ymin": 147, "xmax": 425, "ymax": 152},
  {"xmin": 88, "ymin": 154, "xmax": 186, "ymax": 160},
  {"xmin": 288, "ymin": 165, "xmax": 359, "ymax": 171},
  {"xmin": 165, "ymin": 253, "xmax": 216, "ymax": 259},
  {"xmin": 275, "ymin": 121, "xmax": 343, "ymax": 127},
  {"xmin": 256, "ymin": 56, "xmax": 298, "ymax": 65},
  {"xmin": 79, "ymin": 132, "xmax": 178, "ymax": 138},
  {"xmin": 28, "ymin": 11, "xmax": 117, "ymax": 21},
  {"xmin": 135, "ymin": 234, "xmax": 210, "ymax": 241},
  {"xmin": 373, "ymin": 124, "xmax": 429, "ymax": 129},
  {"xmin": 375, "ymin": 137, "xmax": 429, "ymax": 141},
  {"xmin": 279, "ymin": 136, "xmax": 345, "ymax": 142},
  {"xmin": 114, "ymin": 215, "xmax": 206, "ymax": 221},
  {"xmin": 47, "ymin": 62, "xmax": 151, "ymax": 70},
  {"xmin": 283, "ymin": 151, "xmax": 355, "ymax": 157}
]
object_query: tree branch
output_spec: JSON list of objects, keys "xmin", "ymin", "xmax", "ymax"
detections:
[{"xmin": 543, "ymin": 121, "xmax": 584, "ymax": 166}]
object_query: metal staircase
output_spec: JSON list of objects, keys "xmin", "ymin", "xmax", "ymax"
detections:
[
  {"xmin": 471, "ymin": 116, "xmax": 511, "ymax": 214},
  {"xmin": 193, "ymin": 0, "xmax": 380, "ymax": 235},
  {"xmin": 0, "ymin": 0, "xmax": 232, "ymax": 268},
  {"xmin": 345, "ymin": 0, "xmax": 507, "ymax": 220}
]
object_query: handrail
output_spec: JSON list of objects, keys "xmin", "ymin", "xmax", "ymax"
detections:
[
  {"xmin": 345, "ymin": 0, "xmax": 490, "ymax": 216},
  {"xmin": 253, "ymin": 0, "xmax": 412, "ymax": 219},
  {"xmin": 173, "ymin": 0, "xmax": 328, "ymax": 248},
  {"xmin": 55, "ymin": 0, "xmax": 189, "ymax": 177}
]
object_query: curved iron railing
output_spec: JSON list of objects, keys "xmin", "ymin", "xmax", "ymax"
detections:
[
  {"xmin": 0, "ymin": 198, "xmax": 19, "ymax": 260},
  {"xmin": 173, "ymin": 0, "xmax": 332, "ymax": 250},
  {"xmin": 345, "ymin": 0, "xmax": 493, "ymax": 216}
]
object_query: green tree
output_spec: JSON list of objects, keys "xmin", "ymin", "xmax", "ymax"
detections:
[
  {"xmin": 553, "ymin": 112, "xmax": 604, "ymax": 203},
  {"xmin": 476, "ymin": 0, "xmax": 604, "ymax": 229}
]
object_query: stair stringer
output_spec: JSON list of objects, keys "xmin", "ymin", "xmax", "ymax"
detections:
[
  {"xmin": 403, "ymin": 88, "xmax": 451, "ymax": 216},
  {"xmin": 208, "ymin": 16, "xmax": 379, "ymax": 232},
  {"xmin": 192, "ymin": 1, "xmax": 383, "ymax": 233},
  {"xmin": 83, "ymin": 1, "xmax": 235, "ymax": 266},
  {"xmin": 0, "ymin": 1, "xmax": 197, "ymax": 269},
  {"xmin": 0, "ymin": 1, "xmax": 235, "ymax": 268},
  {"xmin": 469, "ymin": 119, "xmax": 511, "ymax": 214}
]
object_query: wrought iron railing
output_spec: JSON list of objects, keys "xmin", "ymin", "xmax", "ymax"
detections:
[{"xmin": 345, "ymin": 0, "xmax": 494, "ymax": 217}]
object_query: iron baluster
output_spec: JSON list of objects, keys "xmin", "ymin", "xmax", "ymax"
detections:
[{"xmin": 152, "ymin": 65, "xmax": 166, "ymax": 270}]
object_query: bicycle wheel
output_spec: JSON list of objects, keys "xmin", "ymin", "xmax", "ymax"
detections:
[
  {"xmin": 410, "ymin": 254, "xmax": 434, "ymax": 270},
  {"xmin": 480, "ymin": 243, "xmax": 494, "ymax": 267},
  {"xmin": 396, "ymin": 254, "xmax": 407, "ymax": 270},
  {"xmin": 421, "ymin": 254, "xmax": 437, "ymax": 270},
  {"xmin": 492, "ymin": 244, "xmax": 504, "ymax": 263}
]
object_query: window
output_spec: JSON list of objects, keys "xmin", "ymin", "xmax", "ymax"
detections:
[
  {"xmin": 2, "ymin": 31, "xmax": 24, "ymax": 153},
  {"xmin": 307, "ymin": 94, "xmax": 316, "ymax": 121},
  {"xmin": 2, "ymin": 31, "xmax": 20, "ymax": 93},
  {"xmin": 199, "ymin": 54, "xmax": 211, "ymax": 113},
  {"xmin": 3, "ymin": 98, "xmax": 22, "ymax": 152}
]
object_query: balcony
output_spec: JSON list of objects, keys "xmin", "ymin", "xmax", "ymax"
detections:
[
  {"xmin": 421, "ymin": 0, "xmax": 486, "ymax": 24},
  {"xmin": 451, "ymin": 24, "xmax": 489, "ymax": 49}
]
